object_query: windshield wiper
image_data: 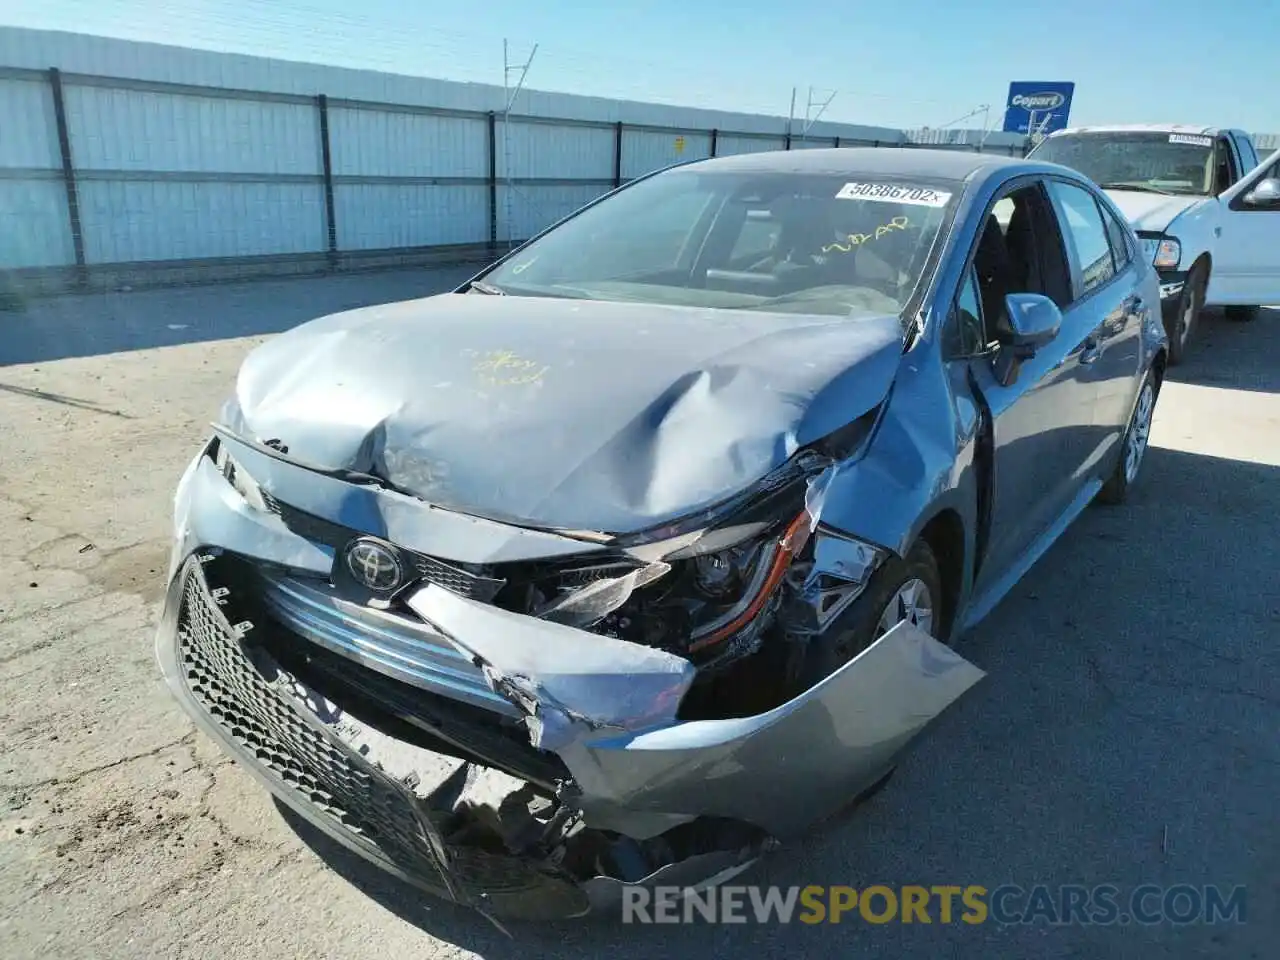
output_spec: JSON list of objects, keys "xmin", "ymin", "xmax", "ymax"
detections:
[
  {"xmin": 1096, "ymin": 182, "xmax": 1174, "ymax": 196},
  {"xmin": 468, "ymin": 280, "xmax": 507, "ymax": 295}
]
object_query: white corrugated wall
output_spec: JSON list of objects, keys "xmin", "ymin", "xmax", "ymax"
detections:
[
  {"xmin": 0, "ymin": 77, "xmax": 73, "ymax": 268},
  {"xmin": 11, "ymin": 26, "xmax": 1270, "ymax": 276}
]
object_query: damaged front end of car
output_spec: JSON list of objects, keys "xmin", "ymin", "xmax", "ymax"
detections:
[{"xmin": 157, "ymin": 424, "xmax": 985, "ymax": 922}]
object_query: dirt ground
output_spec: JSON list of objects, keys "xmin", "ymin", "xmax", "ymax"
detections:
[{"xmin": 2, "ymin": 272, "xmax": 1277, "ymax": 958}]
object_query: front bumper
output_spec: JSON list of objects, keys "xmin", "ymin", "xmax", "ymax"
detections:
[{"xmin": 157, "ymin": 434, "xmax": 985, "ymax": 919}]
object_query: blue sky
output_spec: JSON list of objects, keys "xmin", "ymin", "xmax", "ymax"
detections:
[{"xmin": 3, "ymin": 0, "xmax": 1277, "ymax": 133}]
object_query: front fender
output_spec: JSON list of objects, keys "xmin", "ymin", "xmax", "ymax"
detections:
[{"xmin": 820, "ymin": 351, "xmax": 980, "ymax": 562}]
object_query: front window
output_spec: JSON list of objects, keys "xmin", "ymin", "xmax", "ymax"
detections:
[
  {"xmin": 479, "ymin": 169, "xmax": 960, "ymax": 324},
  {"xmin": 1032, "ymin": 132, "xmax": 1217, "ymax": 197}
]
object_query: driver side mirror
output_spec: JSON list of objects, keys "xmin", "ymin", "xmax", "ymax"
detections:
[
  {"xmin": 991, "ymin": 293, "xmax": 1063, "ymax": 387},
  {"xmin": 1003, "ymin": 292, "xmax": 1062, "ymax": 351},
  {"xmin": 1243, "ymin": 178, "xmax": 1280, "ymax": 208}
]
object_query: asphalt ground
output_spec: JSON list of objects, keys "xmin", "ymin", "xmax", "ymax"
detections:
[{"xmin": 1, "ymin": 271, "xmax": 1276, "ymax": 958}]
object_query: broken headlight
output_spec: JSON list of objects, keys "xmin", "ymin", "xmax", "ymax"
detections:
[
  {"xmin": 210, "ymin": 437, "xmax": 268, "ymax": 512},
  {"xmin": 578, "ymin": 508, "xmax": 816, "ymax": 664},
  {"xmin": 523, "ymin": 455, "xmax": 837, "ymax": 665}
]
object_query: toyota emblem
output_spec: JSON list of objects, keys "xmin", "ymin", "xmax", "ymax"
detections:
[{"xmin": 344, "ymin": 539, "xmax": 403, "ymax": 592}]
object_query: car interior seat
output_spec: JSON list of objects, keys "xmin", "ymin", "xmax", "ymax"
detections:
[
  {"xmin": 973, "ymin": 215, "xmax": 1015, "ymax": 341},
  {"xmin": 1003, "ymin": 200, "xmax": 1044, "ymax": 297}
]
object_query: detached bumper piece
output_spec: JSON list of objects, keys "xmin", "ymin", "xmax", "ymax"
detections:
[{"xmin": 160, "ymin": 555, "xmax": 769, "ymax": 921}]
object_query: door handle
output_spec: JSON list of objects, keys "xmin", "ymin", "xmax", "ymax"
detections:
[{"xmin": 1080, "ymin": 338, "xmax": 1102, "ymax": 364}]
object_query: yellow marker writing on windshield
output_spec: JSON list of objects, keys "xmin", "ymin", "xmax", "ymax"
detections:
[{"xmin": 823, "ymin": 215, "xmax": 910, "ymax": 254}]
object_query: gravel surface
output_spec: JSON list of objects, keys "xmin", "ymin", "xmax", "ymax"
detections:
[{"xmin": 2, "ymin": 273, "xmax": 1276, "ymax": 958}]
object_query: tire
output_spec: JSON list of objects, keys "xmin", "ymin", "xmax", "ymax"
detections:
[
  {"xmin": 1098, "ymin": 367, "xmax": 1157, "ymax": 505},
  {"xmin": 1225, "ymin": 305, "xmax": 1259, "ymax": 322},
  {"xmin": 796, "ymin": 538, "xmax": 944, "ymax": 689},
  {"xmin": 1165, "ymin": 260, "xmax": 1206, "ymax": 366}
]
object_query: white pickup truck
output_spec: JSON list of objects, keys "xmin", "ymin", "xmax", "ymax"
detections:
[{"xmin": 1029, "ymin": 124, "xmax": 1280, "ymax": 363}]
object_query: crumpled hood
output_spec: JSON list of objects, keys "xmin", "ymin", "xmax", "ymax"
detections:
[
  {"xmin": 1103, "ymin": 189, "xmax": 1201, "ymax": 233},
  {"xmin": 225, "ymin": 293, "xmax": 905, "ymax": 534}
]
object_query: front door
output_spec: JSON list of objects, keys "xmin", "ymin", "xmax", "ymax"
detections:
[
  {"xmin": 963, "ymin": 180, "xmax": 1101, "ymax": 604},
  {"xmin": 1211, "ymin": 148, "xmax": 1280, "ymax": 306}
]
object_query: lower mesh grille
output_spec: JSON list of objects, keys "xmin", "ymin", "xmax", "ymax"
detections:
[
  {"xmin": 176, "ymin": 562, "xmax": 450, "ymax": 879},
  {"xmin": 173, "ymin": 559, "xmax": 589, "ymax": 916}
]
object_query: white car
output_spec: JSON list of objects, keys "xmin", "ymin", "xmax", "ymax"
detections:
[{"xmin": 1029, "ymin": 124, "xmax": 1280, "ymax": 363}]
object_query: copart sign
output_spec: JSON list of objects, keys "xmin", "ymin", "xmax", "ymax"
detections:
[{"xmin": 1002, "ymin": 81, "xmax": 1076, "ymax": 135}]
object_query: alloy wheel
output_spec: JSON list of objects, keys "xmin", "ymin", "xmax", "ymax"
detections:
[
  {"xmin": 1125, "ymin": 381, "xmax": 1155, "ymax": 483},
  {"xmin": 875, "ymin": 577, "xmax": 935, "ymax": 639}
]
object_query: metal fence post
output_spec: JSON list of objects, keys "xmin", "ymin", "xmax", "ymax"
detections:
[
  {"xmin": 784, "ymin": 132, "xmax": 792, "ymax": 150},
  {"xmin": 316, "ymin": 94, "xmax": 338, "ymax": 266},
  {"xmin": 48, "ymin": 68, "xmax": 86, "ymax": 284},
  {"xmin": 487, "ymin": 111, "xmax": 498, "ymax": 250},
  {"xmin": 613, "ymin": 122, "xmax": 623, "ymax": 188},
  {"xmin": 833, "ymin": 136, "xmax": 841, "ymax": 149},
  {"xmin": 709, "ymin": 128, "xmax": 718, "ymax": 158}
]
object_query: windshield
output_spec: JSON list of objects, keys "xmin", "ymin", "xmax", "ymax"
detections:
[
  {"xmin": 479, "ymin": 169, "xmax": 960, "ymax": 322},
  {"xmin": 1032, "ymin": 132, "xmax": 1217, "ymax": 196}
]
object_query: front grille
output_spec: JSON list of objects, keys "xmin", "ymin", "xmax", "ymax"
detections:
[
  {"xmin": 173, "ymin": 560, "xmax": 589, "ymax": 917},
  {"xmin": 260, "ymin": 491, "xmax": 500, "ymax": 601},
  {"xmin": 413, "ymin": 554, "xmax": 491, "ymax": 599},
  {"xmin": 176, "ymin": 563, "xmax": 451, "ymax": 875},
  {"xmin": 255, "ymin": 570, "xmax": 521, "ymax": 716},
  {"xmin": 262, "ymin": 492, "xmax": 352, "ymax": 549}
]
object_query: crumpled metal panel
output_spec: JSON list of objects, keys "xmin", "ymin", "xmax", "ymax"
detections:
[
  {"xmin": 168, "ymin": 451, "xmax": 334, "ymax": 581},
  {"xmin": 225, "ymin": 293, "xmax": 905, "ymax": 535},
  {"xmin": 407, "ymin": 583, "xmax": 697, "ymax": 751},
  {"xmin": 409, "ymin": 575, "xmax": 983, "ymax": 839},
  {"xmin": 557, "ymin": 619, "xmax": 984, "ymax": 839},
  {"xmin": 207, "ymin": 430, "xmax": 608, "ymax": 565}
]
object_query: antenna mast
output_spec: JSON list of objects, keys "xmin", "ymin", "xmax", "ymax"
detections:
[
  {"xmin": 502, "ymin": 39, "xmax": 538, "ymax": 249},
  {"xmin": 800, "ymin": 86, "xmax": 837, "ymax": 141}
]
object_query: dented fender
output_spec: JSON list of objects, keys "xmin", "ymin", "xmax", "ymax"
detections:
[
  {"xmin": 560, "ymin": 620, "xmax": 984, "ymax": 839},
  {"xmin": 410, "ymin": 580, "xmax": 984, "ymax": 839}
]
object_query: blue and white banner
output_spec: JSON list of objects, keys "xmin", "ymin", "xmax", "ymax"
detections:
[{"xmin": 1002, "ymin": 82, "xmax": 1076, "ymax": 135}]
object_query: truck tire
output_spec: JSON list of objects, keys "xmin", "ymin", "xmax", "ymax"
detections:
[
  {"xmin": 1166, "ymin": 260, "xmax": 1207, "ymax": 366},
  {"xmin": 1225, "ymin": 305, "xmax": 1259, "ymax": 322}
]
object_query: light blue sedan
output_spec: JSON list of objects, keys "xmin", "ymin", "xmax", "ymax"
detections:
[{"xmin": 158, "ymin": 147, "xmax": 1168, "ymax": 920}]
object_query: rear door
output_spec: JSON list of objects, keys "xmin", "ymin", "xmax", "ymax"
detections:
[
  {"xmin": 1044, "ymin": 178, "xmax": 1146, "ymax": 444},
  {"xmin": 1213, "ymin": 148, "xmax": 1280, "ymax": 305}
]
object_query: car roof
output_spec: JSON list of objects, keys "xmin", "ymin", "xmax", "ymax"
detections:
[
  {"xmin": 686, "ymin": 147, "xmax": 1025, "ymax": 183},
  {"xmin": 1049, "ymin": 123, "xmax": 1231, "ymax": 137}
]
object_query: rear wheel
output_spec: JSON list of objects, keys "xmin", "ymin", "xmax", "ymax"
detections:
[
  {"xmin": 1098, "ymin": 367, "xmax": 1156, "ymax": 505},
  {"xmin": 1166, "ymin": 260, "xmax": 1206, "ymax": 366}
]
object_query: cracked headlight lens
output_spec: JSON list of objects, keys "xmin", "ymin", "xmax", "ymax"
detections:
[{"xmin": 211, "ymin": 438, "xmax": 268, "ymax": 512}]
